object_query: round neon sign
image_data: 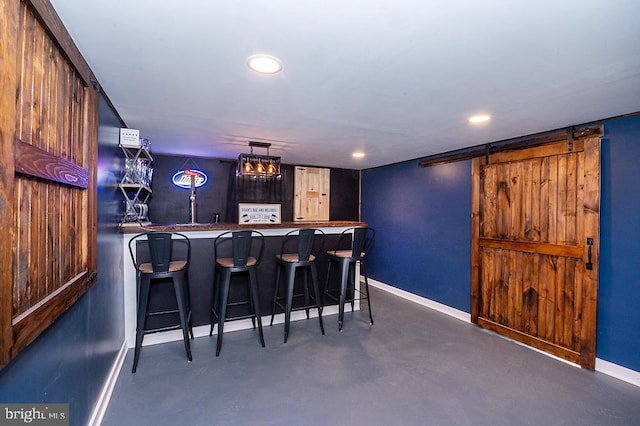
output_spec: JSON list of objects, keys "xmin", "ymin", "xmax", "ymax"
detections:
[{"xmin": 171, "ymin": 169, "xmax": 208, "ymax": 189}]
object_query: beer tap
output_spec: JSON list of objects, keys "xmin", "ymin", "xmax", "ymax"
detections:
[{"xmin": 188, "ymin": 172, "xmax": 197, "ymax": 224}]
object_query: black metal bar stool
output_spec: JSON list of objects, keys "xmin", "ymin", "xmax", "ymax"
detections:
[
  {"xmin": 128, "ymin": 232, "xmax": 193, "ymax": 373},
  {"xmin": 270, "ymin": 228, "xmax": 325, "ymax": 342},
  {"xmin": 323, "ymin": 227, "xmax": 375, "ymax": 331},
  {"xmin": 209, "ymin": 230, "xmax": 266, "ymax": 356}
]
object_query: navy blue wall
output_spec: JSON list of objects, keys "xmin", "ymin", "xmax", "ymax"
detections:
[
  {"xmin": 362, "ymin": 160, "xmax": 471, "ymax": 312},
  {"xmin": 0, "ymin": 96, "xmax": 126, "ymax": 425},
  {"xmin": 361, "ymin": 114, "xmax": 640, "ymax": 372},
  {"xmin": 598, "ymin": 115, "xmax": 640, "ymax": 371}
]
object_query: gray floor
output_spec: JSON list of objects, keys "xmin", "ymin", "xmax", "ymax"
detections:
[{"xmin": 102, "ymin": 287, "xmax": 640, "ymax": 426}]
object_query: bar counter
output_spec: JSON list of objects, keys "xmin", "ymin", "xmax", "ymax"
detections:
[
  {"xmin": 120, "ymin": 220, "xmax": 366, "ymax": 234},
  {"xmin": 120, "ymin": 221, "xmax": 366, "ymax": 348}
]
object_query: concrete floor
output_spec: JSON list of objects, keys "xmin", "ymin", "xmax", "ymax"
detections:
[{"xmin": 102, "ymin": 287, "xmax": 640, "ymax": 426}]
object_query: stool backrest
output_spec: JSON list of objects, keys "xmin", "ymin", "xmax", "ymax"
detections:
[
  {"xmin": 128, "ymin": 232, "xmax": 191, "ymax": 274},
  {"xmin": 232, "ymin": 230, "xmax": 253, "ymax": 267},
  {"xmin": 280, "ymin": 228, "xmax": 324, "ymax": 261},
  {"xmin": 215, "ymin": 230, "xmax": 265, "ymax": 267},
  {"xmin": 297, "ymin": 228, "xmax": 316, "ymax": 261},
  {"xmin": 147, "ymin": 232, "xmax": 172, "ymax": 273},
  {"xmin": 351, "ymin": 227, "xmax": 375, "ymax": 259}
]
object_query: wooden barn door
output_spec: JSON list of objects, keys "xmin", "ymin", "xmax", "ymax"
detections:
[
  {"xmin": 0, "ymin": 0, "xmax": 98, "ymax": 368},
  {"xmin": 471, "ymin": 135, "xmax": 600, "ymax": 369}
]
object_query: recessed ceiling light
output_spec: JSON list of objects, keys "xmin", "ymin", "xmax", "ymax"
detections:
[
  {"xmin": 247, "ymin": 54, "xmax": 282, "ymax": 74},
  {"xmin": 352, "ymin": 151, "xmax": 365, "ymax": 158},
  {"xmin": 468, "ymin": 114, "xmax": 491, "ymax": 124}
]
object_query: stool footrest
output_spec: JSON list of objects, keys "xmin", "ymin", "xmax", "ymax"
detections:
[
  {"xmin": 225, "ymin": 300, "xmax": 252, "ymax": 308},
  {"xmin": 272, "ymin": 300, "xmax": 321, "ymax": 314},
  {"xmin": 273, "ymin": 291, "xmax": 321, "ymax": 309},
  {"xmin": 324, "ymin": 287, "xmax": 369, "ymax": 303},
  {"xmin": 143, "ymin": 324, "xmax": 185, "ymax": 334},
  {"xmin": 273, "ymin": 293, "xmax": 321, "ymax": 304},
  {"xmin": 323, "ymin": 291, "xmax": 340, "ymax": 304},
  {"xmin": 218, "ymin": 312, "xmax": 259, "ymax": 322},
  {"xmin": 146, "ymin": 308, "xmax": 180, "ymax": 317}
]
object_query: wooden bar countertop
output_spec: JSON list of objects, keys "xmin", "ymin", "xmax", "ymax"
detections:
[{"xmin": 119, "ymin": 221, "xmax": 367, "ymax": 233}]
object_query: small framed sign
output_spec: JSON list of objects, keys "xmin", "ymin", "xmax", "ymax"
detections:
[{"xmin": 238, "ymin": 203, "xmax": 282, "ymax": 224}]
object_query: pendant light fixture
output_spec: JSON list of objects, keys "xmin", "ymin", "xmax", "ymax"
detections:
[{"xmin": 237, "ymin": 141, "xmax": 281, "ymax": 177}]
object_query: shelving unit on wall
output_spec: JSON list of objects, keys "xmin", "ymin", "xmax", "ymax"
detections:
[{"xmin": 118, "ymin": 138, "xmax": 153, "ymax": 224}]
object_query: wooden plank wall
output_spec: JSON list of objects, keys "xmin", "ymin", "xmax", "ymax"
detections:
[{"xmin": 0, "ymin": 0, "xmax": 98, "ymax": 367}]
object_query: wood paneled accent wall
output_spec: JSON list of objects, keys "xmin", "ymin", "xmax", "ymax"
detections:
[{"xmin": 0, "ymin": 0, "xmax": 99, "ymax": 368}]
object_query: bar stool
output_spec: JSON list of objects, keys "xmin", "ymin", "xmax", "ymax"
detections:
[
  {"xmin": 128, "ymin": 232, "xmax": 193, "ymax": 373},
  {"xmin": 323, "ymin": 227, "xmax": 375, "ymax": 331},
  {"xmin": 270, "ymin": 228, "xmax": 325, "ymax": 342},
  {"xmin": 209, "ymin": 230, "xmax": 266, "ymax": 356}
]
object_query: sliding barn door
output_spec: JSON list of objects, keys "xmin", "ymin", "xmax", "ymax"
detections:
[
  {"xmin": 0, "ymin": 0, "xmax": 98, "ymax": 368},
  {"xmin": 471, "ymin": 136, "xmax": 600, "ymax": 369}
]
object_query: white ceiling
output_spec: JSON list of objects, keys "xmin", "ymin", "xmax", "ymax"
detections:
[{"xmin": 50, "ymin": 0, "xmax": 640, "ymax": 169}]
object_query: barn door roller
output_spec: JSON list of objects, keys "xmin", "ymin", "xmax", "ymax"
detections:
[{"xmin": 567, "ymin": 127, "xmax": 574, "ymax": 152}]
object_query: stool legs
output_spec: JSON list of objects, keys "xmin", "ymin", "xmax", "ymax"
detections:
[
  {"xmin": 348, "ymin": 263, "xmax": 356, "ymax": 312},
  {"xmin": 270, "ymin": 264, "xmax": 282, "ymax": 326},
  {"xmin": 215, "ymin": 270, "xmax": 231, "ymax": 357},
  {"xmin": 284, "ymin": 265, "xmax": 296, "ymax": 343},
  {"xmin": 273, "ymin": 262, "xmax": 325, "ymax": 343},
  {"xmin": 361, "ymin": 263, "xmax": 374, "ymax": 326},
  {"xmin": 212, "ymin": 268, "xmax": 265, "ymax": 356},
  {"xmin": 132, "ymin": 275, "xmax": 151, "ymax": 373},
  {"xmin": 309, "ymin": 262, "xmax": 325, "ymax": 336},
  {"xmin": 173, "ymin": 276, "xmax": 193, "ymax": 362},
  {"xmin": 248, "ymin": 268, "xmax": 266, "ymax": 348},
  {"xmin": 338, "ymin": 259, "xmax": 350, "ymax": 332},
  {"xmin": 302, "ymin": 270, "xmax": 310, "ymax": 319},
  {"xmin": 133, "ymin": 274, "xmax": 192, "ymax": 373},
  {"xmin": 325, "ymin": 258, "xmax": 373, "ymax": 331},
  {"xmin": 324, "ymin": 260, "xmax": 333, "ymax": 327},
  {"xmin": 209, "ymin": 272, "xmax": 219, "ymax": 336}
]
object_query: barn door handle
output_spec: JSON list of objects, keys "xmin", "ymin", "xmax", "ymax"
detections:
[{"xmin": 586, "ymin": 238, "xmax": 593, "ymax": 270}]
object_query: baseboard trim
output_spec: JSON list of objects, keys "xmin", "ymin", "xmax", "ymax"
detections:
[
  {"xmin": 595, "ymin": 358, "xmax": 640, "ymax": 388},
  {"xmin": 368, "ymin": 279, "xmax": 470, "ymax": 323},
  {"xmin": 367, "ymin": 278, "xmax": 640, "ymax": 388},
  {"xmin": 89, "ymin": 340, "xmax": 127, "ymax": 426}
]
